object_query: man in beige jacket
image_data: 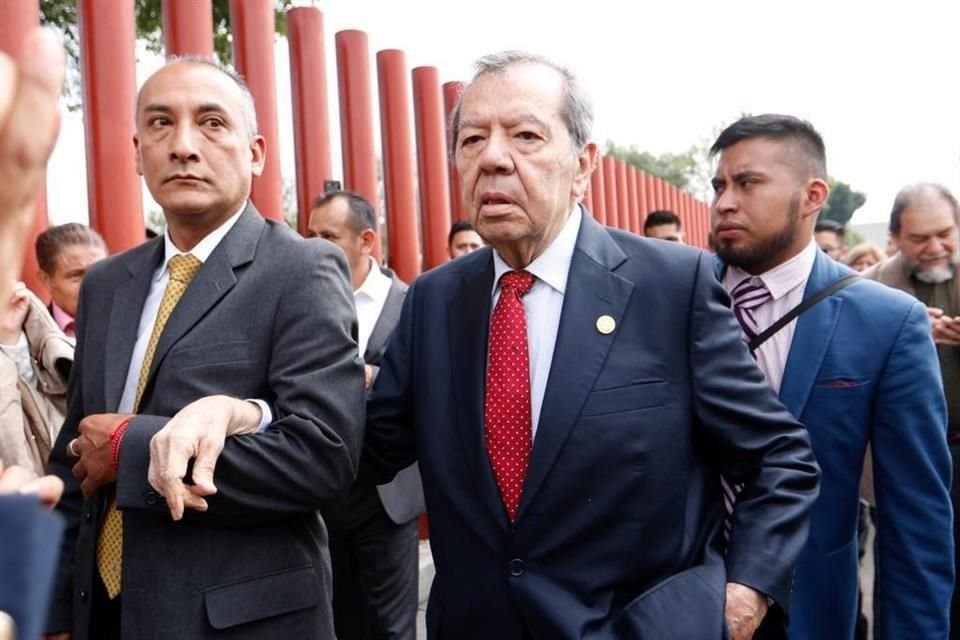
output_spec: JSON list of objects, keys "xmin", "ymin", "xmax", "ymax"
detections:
[{"xmin": 0, "ymin": 282, "xmax": 74, "ymax": 475}]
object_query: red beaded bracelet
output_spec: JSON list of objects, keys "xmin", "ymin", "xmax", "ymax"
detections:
[{"xmin": 110, "ymin": 416, "xmax": 133, "ymax": 471}]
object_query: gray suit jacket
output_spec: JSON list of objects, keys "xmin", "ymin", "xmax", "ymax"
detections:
[
  {"xmin": 46, "ymin": 206, "xmax": 366, "ymax": 639},
  {"xmin": 364, "ymin": 268, "xmax": 425, "ymax": 524}
]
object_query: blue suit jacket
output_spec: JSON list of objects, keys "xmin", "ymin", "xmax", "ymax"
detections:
[
  {"xmin": 727, "ymin": 250, "xmax": 954, "ymax": 639},
  {"xmin": 366, "ymin": 212, "xmax": 820, "ymax": 639}
]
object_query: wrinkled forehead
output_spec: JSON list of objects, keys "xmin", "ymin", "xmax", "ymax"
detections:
[
  {"xmin": 137, "ymin": 62, "xmax": 244, "ymax": 118},
  {"xmin": 459, "ymin": 63, "xmax": 566, "ymax": 126}
]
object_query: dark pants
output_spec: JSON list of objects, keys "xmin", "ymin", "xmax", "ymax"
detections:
[
  {"xmin": 326, "ymin": 483, "xmax": 419, "ymax": 640},
  {"xmin": 89, "ymin": 576, "xmax": 122, "ymax": 640}
]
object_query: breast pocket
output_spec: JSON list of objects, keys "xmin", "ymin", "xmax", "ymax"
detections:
[
  {"xmin": 580, "ymin": 380, "xmax": 670, "ymax": 417},
  {"xmin": 170, "ymin": 340, "xmax": 252, "ymax": 371}
]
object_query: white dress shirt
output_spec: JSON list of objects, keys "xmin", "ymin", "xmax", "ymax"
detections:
[
  {"xmin": 491, "ymin": 206, "xmax": 581, "ymax": 440},
  {"xmin": 354, "ymin": 257, "xmax": 393, "ymax": 357},
  {"xmin": 722, "ymin": 240, "xmax": 818, "ymax": 393},
  {"xmin": 117, "ymin": 205, "xmax": 270, "ymax": 430}
]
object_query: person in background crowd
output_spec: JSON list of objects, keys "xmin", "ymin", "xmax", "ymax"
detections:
[
  {"xmin": 814, "ymin": 218, "xmax": 846, "ymax": 261},
  {"xmin": 643, "ymin": 209, "xmax": 685, "ymax": 243},
  {"xmin": 447, "ymin": 220, "xmax": 485, "ymax": 259},
  {"xmin": 843, "ymin": 242, "xmax": 886, "ymax": 272},
  {"xmin": 35, "ymin": 223, "xmax": 107, "ymax": 339}
]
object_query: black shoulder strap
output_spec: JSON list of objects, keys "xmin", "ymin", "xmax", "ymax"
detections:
[{"xmin": 748, "ymin": 273, "xmax": 861, "ymax": 353}]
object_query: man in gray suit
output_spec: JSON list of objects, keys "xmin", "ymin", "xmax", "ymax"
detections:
[
  {"xmin": 308, "ymin": 190, "xmax": 424, "ymax": 640},
  {"xmin": 45, "ymin": 58, "xmax": 365, "ymax": 639}
]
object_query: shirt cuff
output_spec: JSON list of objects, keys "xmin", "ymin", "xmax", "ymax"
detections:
[
  {"xmin": 0, "ymin": 331, "xmax": 36, "ymax": 385},
  {"xmin": 245, "ymin": 399, "xmax": 272, "ymax": 432}
]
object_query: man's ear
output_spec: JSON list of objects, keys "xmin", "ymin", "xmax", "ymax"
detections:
[
  {"xmin": 249, "ymin": 135, "xmax": 266, "ymax": 177},
  {"xmin": 359, "ymin": 228, "xmax": 377, "ymax": 256},
  {"xmin": 133, "ymin": 134, "xmax": 143, "ymax": 176},
  {"xmin": 804, "ymin": 178, "xmax": 830, "ymax": 220},
  {"xmin": 572, "ymin": 141, "xmax": 599, "ymax": 200}
]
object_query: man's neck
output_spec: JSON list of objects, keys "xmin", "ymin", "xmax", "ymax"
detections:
[
  {"xmin": 353, "ymin": 256, "xmax": 373, "ymax": 291},
  {"xmin": 165, "ymin": 205, "xmax": 241, "ymax": 252}
]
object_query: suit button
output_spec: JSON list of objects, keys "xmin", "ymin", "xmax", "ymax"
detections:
[
  {"xmin": 84, "ymin": 510, "xmax": 93, "ymax": 522},
  {"xmin": 508, "ymin": 558, "xmax": 525, "ymax": 577},
  {"xmin": 145, "ymin": 490, "xmax": 159, "ymax": 505},
  {"xmin": 79, "ymin": 589, "xmax": 88, "ymax": 601}
]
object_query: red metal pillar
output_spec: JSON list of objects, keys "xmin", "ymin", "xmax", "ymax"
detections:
[
  {"xmin": 0, "ymin": 0, "xmax": 49, "ymax": 294},
  {"xmin": 636, "ymin": 170, "xmax": 649, "ymax": 233},
  {"xmin": 377, "ymin": 50, "xmax": 421, "ymax": 283},
  {"xmin": 336, "ymin": 30, "xmax": 381, "ymax": 260},
  {"xmin": 590, "ymin": 158, "xmax": 607, "ymax": 225},
  {"xmin": 162, "ymin": 0, "xmax": 213, "ymax": 56},
  {"xmin": 413, "ymin": 66, "xmax": 452, "ymax": 271},
  {"xmin": 78, "ymin": 0, "xmax": 144, "ymax": 253},
  {"xmin": 615, "ymin": 159, "xmax": 630, "ymax": 232},
  {"xmin": 626, "ymin": 166, "xmax": 639, "ymax": 235},
  {"xmin": 442, "ymin": 81, "xmax": 466, "ymax": 222},
  {"xmin": 230, "ymin": 0, "xmax": 283, "ymax": 221},
  {"xmin": 288, "ymin": 7, "xmax": 333, "ymax": 236},
  {"xmin": 602, "ymin": 156, "xmax": 619, "ymax": 230},
  {"xmin": 654, "ymin": 177, "xmax": 666, "ymax": 210}
]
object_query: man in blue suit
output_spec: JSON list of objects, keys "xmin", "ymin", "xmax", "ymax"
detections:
[
  {"xmin": 361, "ymin": 52, "xmax": 820, "ymax": 639},
  {"xmin": 709, "ymin": 114, "xmax": 954, "ymax": 639}
]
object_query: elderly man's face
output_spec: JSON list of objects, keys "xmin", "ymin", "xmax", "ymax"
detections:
[
  {"xmin": 896, "ymin": 197, "xmax": 959, "ymax": 283},
  {"xmin": 454, "ymin": 63, "xmax": 594, "ymax": 265}
]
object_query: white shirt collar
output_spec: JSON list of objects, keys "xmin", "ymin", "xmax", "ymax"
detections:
[
  {"xmin": 492, "ymin": 205, "xmax": 582, "ymax": 294},
  {"xmin": 157, "ymin": 204, "xmax": 247, "ymax": 282},
  {"xmin": 355, "ymin": 256, "xmax": 392, "ymax": 301},
  {"xmin": 726, "ymin": 239, "xmax": 818, "ymax": 301}
]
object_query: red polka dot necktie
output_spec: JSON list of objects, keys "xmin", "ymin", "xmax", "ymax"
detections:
[{"xmin": 485, "ymin": 269, "xmax": 536, "ymax": 522}]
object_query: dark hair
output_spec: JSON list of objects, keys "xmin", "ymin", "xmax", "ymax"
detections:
[
  {"xmin": 310, "ymin": 190, "xmax": 377, "ymax": 235},
  {"xmin": 448, "ymin": 220, "xmax": 476, "ymax": 246},
  {"xmin": 814, "ymin": 218, "xmax": 845, "ymax": 238},
  {"xmin": 35, "ymin": 223, "xmax": 107, "ymax": 274},
  {"xmin": 643, "ymin": 210, "xmax": 682, "ymax": 234},
  {"xmin": 710, "ymin": 114, "xmax": 827, "ymax": 180},
  {"xmin": 889, "ymin": 183, "xmax": 960, "ymax": 235}
]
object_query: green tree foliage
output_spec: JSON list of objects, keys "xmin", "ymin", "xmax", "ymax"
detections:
[
  {"xmin": 605, "ymin": 141, "xmax": 697, "ymax": 190},
  {"xmin": 39, "ymin": 0, "xmax": 297, "ymax": 107},
  {"xmin": 820, "ymin": 179, "xmax": 867, "ymax": 226}
]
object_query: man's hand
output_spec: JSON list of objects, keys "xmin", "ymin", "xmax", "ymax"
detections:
[
  {"xmin": 0, "ymin": 282, "xmax": 29, "ymax": 345},
  {"xmin": 0, "ymin": 29, "xmax": 65, "ymax": 313},
  {"xmin": 364, "ymin": 364, "xmax": 375, "ymax": 391},
  {"xmin": 0, "ymin": 462, "xmax": 64, "ymax": 509},
  {"xmin": 70, "ymin": 413, "xmax": 130, "ymax": 497},
  {"xmin": 932, "ymin": 314, "xmax": 960, "ymax": 347},
  {"xmin": 149, "ymin": 395, "xmax": 262, "ymax": 521},
  {"xmin": 724, "ymin": 582, "xmax": 769, "ymax": 640}
]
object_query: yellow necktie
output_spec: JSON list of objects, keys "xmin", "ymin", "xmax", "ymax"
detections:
[{"xmin": 97, "ymin": 254, "xmax": 203, "ymax": 599}]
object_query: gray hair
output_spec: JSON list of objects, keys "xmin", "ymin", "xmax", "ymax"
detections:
[
  {"xmin": 449, "ymin": 50, "xmax": 593, "ymax": 157},
  {"xmin": 889, "ymin": 182, "xmax": 960, "ymax": 235},
  {"xmin": 136, "ymin": 55, "xmax": 259, "ymax": 138}
]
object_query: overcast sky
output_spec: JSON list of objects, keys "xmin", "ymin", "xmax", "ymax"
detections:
[{"xmin": 46, "ymin": 0, "xmax": 960, "ymax": 231}]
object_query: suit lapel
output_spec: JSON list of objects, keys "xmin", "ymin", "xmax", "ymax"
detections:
[
  {"xmin": 364, "ymin": 275, "xmax": 405, "ymax": 365},
  {"xmin": 779, "ymin": 251, "xmax": 845, "ymax": 417},
  {"xmin": 144, "ymin": 207, "xmax": 263, "ymax": 394},
  {"xmin": 516, "ymin": 215, "xmax": 633, "ymax": 522},
  {"xmin": 104, "ymin": 242, "xmax": 164, "ymax": 411},
  {"xmin": 447, "ymin": 251, "xmax": 507, "ymax": 527}
]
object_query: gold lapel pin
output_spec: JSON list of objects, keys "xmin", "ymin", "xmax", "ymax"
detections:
[{"xmin": 596, "ymin": 315, "xmax": 616, "ymax": 335}]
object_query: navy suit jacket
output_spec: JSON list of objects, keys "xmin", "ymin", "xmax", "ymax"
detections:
[
  {"xmin": 744, "ymin": 250, "xmax": 953, "ymax": 639},
  {"xmin": 365, "ymin": 211, "xmax": 820, "ymax": 639}
]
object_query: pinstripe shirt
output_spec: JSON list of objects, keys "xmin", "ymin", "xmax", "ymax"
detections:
[{"xmin": 722, "ymin": 240, "xmax": 818, "ymax": 393}]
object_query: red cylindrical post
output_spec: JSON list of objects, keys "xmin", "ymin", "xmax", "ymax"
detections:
[
  {"xmin": 442, "ymin": 81, "xmax": 466, "ymax": 222},
  {"xmin": 626, "ymin": 166, "xmax": 639, "ymax": 235},
  {"xmin": 615, "ymin": 159, "xmax": 630, "ymax": 232},
  {"xmin": 602, "ymin": 156, "xmax": 619, "ymax": 230},
  {"xmin": 412, "ymin": 66, "xmax": 452, "ymax": 271},
  {"xmin": 230, "ymin": 0, "xmax": 283, "ymax": 221},
  {"xmin": 162, "ymin": 0, "xmax": 213, "ymax": 57},
  {"xmin": 0, "ymin": 0, "xmax": 49, "ymax": 294},
  {"xmin": 590, "ymin": 159, "xmax": 606, "ymax": 225},
  {"xmin": 654, "ymin": 177, "xmax": 666, "ymax": 210},
  {"xmin": 377, "ymin": 50, "xmax": 421, "ymax": 283},
  {"xmin": 636, "ymin": 170, "xmax": 649, "ymax": 233},
  {"xmin": 336, "ymin": 30, "xmax": 381, "ymax": 260},
  {"xmin": 288, "ymin": 7, "xmax": 333, "ymax": 236},
  {"xmin": 670, "ymin": 184, "xmax": 681, "ymax": 219},
  {"xmin": 78, "ymin": 0, "xmax": 144, "ymax": 253}
]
